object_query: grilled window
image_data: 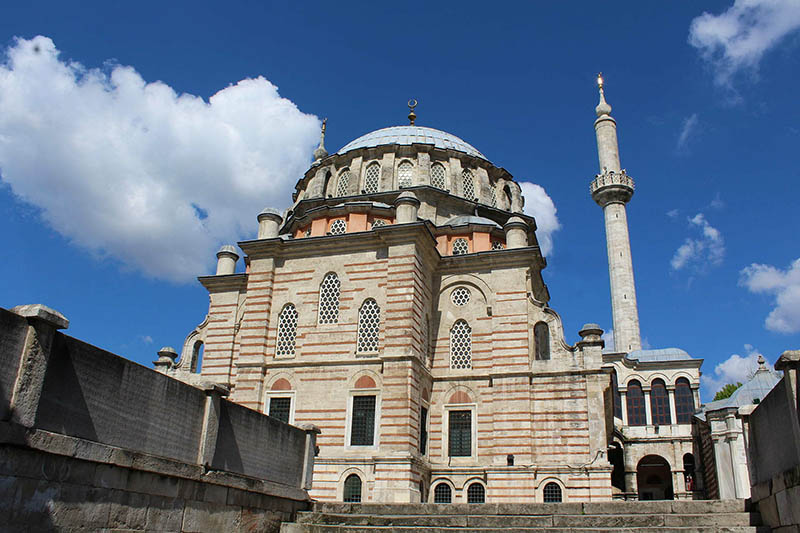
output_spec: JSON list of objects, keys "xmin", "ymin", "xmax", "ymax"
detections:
[
  {"xmin": 431, "ymin": 163, "xmax": 446, "ymax": 189},
  {"xmin": 451, "ymin": 287, "xmax": 470, "ymax": 306},
  {"xmin": 356, "ymin": 299, "xmax": 380, "ymax": 353},
  {"xmin": 612, "ymin": 371, "xmax": 622, "ymax": 420},
  {"xmin": 467, "ymin": 483, "xmax": 485, "ymax": 503},
  {"xmin": 398, "ymin": 160, "xmax": 413, "ymax": 188},
  {"xmin": 318, "ymin": 273, "xmax": 340, "ymax": 324},
  {"xmin": 371, "ymin": 219, "xmax": 387, "ymax": 229},
  {"xmin": 329, "ymin": 219, "xmax": 347, "ymax": 235},
  {"xmin": 452, "ymin": 238, "xmax": 469, "ymax": 255},
  {"xmin": 627, "ymin": 380, "xmax": 647, "ymax": 426},
  {"xmin": 490, "ymin": 188, "xmax": 497, "ymax": 207},
  {"xmin": 275, "ymin": 304, "xmax": 298, "ymax": 358},
  {"xmin": 433, "ymin": 483, "xmax": 451, "ymax": 503},
  {"xmin": 543, "ymin": 482, "xmax": 562, "ymax": 503},
  {"xmin": 491, "ymin": 240, "xmax": 505, "ymax": 250},
  {"xmin": 462, "ymin": 169, "xmax": 475, "ymax": 200},
  {"xmin": 343, "ymin": 474, "xmax": 362, "ymax": 502},
  {"xmin": 420, "ymin": 407, "xmax": 428, "ymax": 454},
  {"xmin": 365, "ymin": 162, "xmax": 380, "ymax": 193},
  {"xmin": 268, "ymin": 397, "xmax": 291, "ymax": 424},
  {"xmin": 650, "ymin": 379, "xmax": 671, "ymax": 425},
  {"xmin": 534, "ymin": 321, "xmax": 550, "ymax": 361},
  {"xmin": 675, "ymin": 378, "xmax": 695, "ymax": 424},
  {"xmin": 450, "ymin": 320, "xmax": 472, "ymax": 370},
  {"xmin": 336, "ymin": 169, "xmax": 350, "ymax": 197},
  {"xmin": 448, "ymin": 410, "xmax": 472, "ymax": 457},
  {"xmin": 351, "ymin": 395, "xmax": 376, "ymax": 446}
]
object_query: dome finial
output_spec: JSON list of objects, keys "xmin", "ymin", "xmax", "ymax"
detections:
[
  {"xmin": 595, "ymin": 72, "xmax": 612, "ymax": 117},
  {"xmin": 408, "ymin": 99, "xmax": 417, "ymax": 125},
  {"xmin": 313, "ymin": 118, "xmax": 328, "ymax": 161}
]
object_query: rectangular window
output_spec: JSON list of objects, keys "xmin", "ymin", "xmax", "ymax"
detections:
[
  {"xmin": 351, "ymin": 395, "xmax": 376, "ymax": 446},
  {"xmin": 448, "ymin": 410, "xmax": 472, "ymax": 457},
  {"xmin": 269, "ymin": 397, "xmax": 291, "ymax": 424},
  {"xmin": 420, "ymin": 407, "xmax": 428, "ymax": 454}
]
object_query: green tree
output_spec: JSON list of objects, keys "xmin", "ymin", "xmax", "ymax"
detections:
[{"xmin": 713, "ymin": 382, "xmax": 743, "ymax": 401}]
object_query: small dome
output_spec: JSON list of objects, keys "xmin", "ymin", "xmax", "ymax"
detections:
[
  {"xmin": 217, "ymin": 244, "xmax": 239, "ymax": 256},
  {"xmin": 338, "ymin": 126, "xmax": 486, "ymax": 160},
  {"xmin": 444, "ymin": 215, "xmax": 501, "ymax": 229}
]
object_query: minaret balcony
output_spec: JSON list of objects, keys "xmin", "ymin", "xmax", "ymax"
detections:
[{"xmin": 590, "ymin": 170, "xmax": 635, "ymax": 206}]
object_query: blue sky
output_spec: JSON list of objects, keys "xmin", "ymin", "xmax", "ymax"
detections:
[{"xmin": 1, "ymin": 1, "xmax": 799, "ymax": 401}]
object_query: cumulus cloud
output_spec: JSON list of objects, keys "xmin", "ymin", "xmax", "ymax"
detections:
[
  {"xmin": 602, "ymin": 329, "xmax": 615, "ymax": 353},
  {"xmin": 677, "ymin": 113, "xmax": 699, "ymax": 152},
  {"xmin": 701, "ymin": 344, "xmax": 772, "ymax": 400},
  {"xmin": 740, "ymin": 258, "xmax": 800, "ymax": 333},
  {"xmin": 670, "ymin": 213, "xmax": 725, "ymax": 271},
  {"xmin": 689, "ymin": 0, "xmax": 800, "ymax": 88},
  {"xmin": 0, "ymin": 36, "xmax": 320, "ymax": 282},
  {"xmin": 520, "ymin": 181, "xmax": 560, "ymax": 257}
]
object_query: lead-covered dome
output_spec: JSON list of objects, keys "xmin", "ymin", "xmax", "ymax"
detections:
[{"xmin": 337, "ymin": 126, "xmax": 486, "ymax": 160}]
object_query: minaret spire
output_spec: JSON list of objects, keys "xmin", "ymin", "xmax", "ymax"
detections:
[
  {"xmin": 590, "ymin": 75, "xmax": 642, "ymax": 353},
  {"xmin": 313, "ymin": 118, "xmax": 328, "ymax": 162}
]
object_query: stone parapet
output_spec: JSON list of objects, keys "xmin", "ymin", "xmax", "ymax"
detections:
[{"xmin": 590, "ymin": 170, "xmax": 635, "ymax": 207}]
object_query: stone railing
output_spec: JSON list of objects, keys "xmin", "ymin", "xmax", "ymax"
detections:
[{"xmin": 590, "ymin": 170, "xmax": 635, "ymax": 194}]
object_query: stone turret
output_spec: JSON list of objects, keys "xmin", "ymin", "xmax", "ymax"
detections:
[{"xmin": 590, "ymin": 75, "xmax": 641, "ymax": 353}]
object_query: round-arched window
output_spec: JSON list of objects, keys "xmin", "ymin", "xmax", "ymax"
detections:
[
  {"xmin": 433, "ymin": 483, "xmax": 451, "ymax": 503},
  {"xmin": 462, "ymin": 169, "xmax": 475, "ymax": 200},
  {"xmin": 627, "ymin": 380, "xmax": 647, "ymax": 426},
  {"xmin": 276, "ymin": 304, "xmax": 298, "ymax": 358},
  {"xmin": 467, "ymin": 482, "xmax": 485, "ymax": 503},
  {"xmin": 431, "ymin": 163, "xmax": 446, "ymax": 189},
  {"xmin": 675, "ymin": 377, "xmax": 695, "ymax": 424},
  {"xmin": 543, "ymin": 482, "xmax": 562, "ymax": 503},
  {"xmin": 365, "ymin": 162, "xmax": 380, "ymax": 193},
  {"xmin": 450, "ymin": 320, "xmax": 472, "ymax": 370},
  {"xmin": 398, "ymin": 160, "xmax": 413, "ymax": 188},
  {"xmin": 343, "ymin": 474, "xmax": 362, "ymax": 503},
  {"xmin": 356, "ymin": 299, "xmax": 380, "ymax": 353},
  {"xmin": 318, "ymin": 273, "xmax": 341, "ymax": 324},
  {"xmin": 336, "ymin": 169, "xmax": 350, "ymax": 197}
]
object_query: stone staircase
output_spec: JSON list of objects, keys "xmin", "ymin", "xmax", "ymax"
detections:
[{"xmin": 280, "ymin": 499, "xmax": 768, "ymax": 533}]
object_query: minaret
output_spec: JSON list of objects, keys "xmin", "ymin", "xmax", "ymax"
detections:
[{"xmin": 590, "ymin": 74, "xmax": 642, "ymax": 353}]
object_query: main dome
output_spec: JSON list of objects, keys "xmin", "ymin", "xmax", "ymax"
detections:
[{"xmin": 337, "ymin": 126, "xmax": 486, "ymax": 160}]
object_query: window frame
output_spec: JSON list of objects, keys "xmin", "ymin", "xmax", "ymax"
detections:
[
  {"xmin": 626, "ymin": 379, "xmax": 647, "ymax": 426},
  {"xmin": 443, "ymin": 403, "xmax": 477, "ymax": 461},
  {"xmin": 356, "ymin": 298, "xmax": 381, "ymax": 354},
  {"xmin": 318, "ymin": 272, "xmax": 341, "ymax": 325},
  {"xmin": 430, "ymin": 162, "xmax": 447, "ymax": 190},
  {"xmin": 336, "ymin": 168, "xmax": 351, "ymax": 197},
  {"xmin": 397, "ymin": 159, "xmax": 414, "ymax": 189},
  {"xmin": 674, "ymin": 377, "xmax": 695, "ymax": 424},
  {"xmin": 265, "ymin": 390, "xmax": 296, "ymax": 425},
  {"xmin": 650, "ymin": 378, "xmax": 672, "ymax": 426},
  {"xmin": 275, "ymin": 303, "xmax": 299, "ymax": 359},
  {"xmin": 345, "ymin": 388, "xmax": 381, "ymax": 450},
  {"xmin": 364, "ymin": 162, "xmax": 381, "ymax": 194}
]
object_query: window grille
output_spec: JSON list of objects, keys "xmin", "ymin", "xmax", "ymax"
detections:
[
  {"xmin": 433, "ymin": 483, "xmax": 452, "ymax": 504},
  {"xmin": 612, "ymin": 371, "xmax": 622, "ymax": 420},
  {"xmin": 276, "ymin": 304, "xmax": 298, "ymax": 357},
  {"xmin": 462, "ymin": 169, "xmax": 475, "ymax": 200},
  {"xmin": 318, "ymin": 273, "xmax": 341, "ymax": 324},
  {"xmin": 534, "ymin": 321, "xmax": 550, "ymax": 361},
  {"xmin": 431, "ymin": 163, "xmax": 446, "ymax": 189},
  {"xmin": 336, "ymin": 169, "xmax": 350, "ymax": 197},
  {"xmin": 450, "ymin": 320, "xmax": 472, "ymax": 369},
  {"xmin": 543, "ymin": 482, "xmax": 562, "ymax": 503},
  {"xmin": 626, "ymin": 380, "xmax": 647, "ymax": 426},
  {"xmin": 448, "ymin": 409, "xmax": 472, "ymax": 457},
  {"xmin": 371, "ymin": 219, "xmax": 387, "ymax": 229},
  {"xmin": 452, "ymin": 238, "xmax": 469, "ymax": 255},
  {"xmin": 674, "ymin": 378, "xmax": 695, "ymax": 424},
  {"xmin": 419, "ymin": 407, "xmax": 428, "ymax": 454},
  {"xmin": 491, "ymin": 241, "xmax": 505, "ymax": 250},
  {"xmin": 330, "ymin": 219, "xmax": 347, "ymax": 235},
  {"xmin": 268, "ymin": 397, "xmax": 291, "ymax": 424},
  {"xmin": 343, "ymin": 474, "xmax": 362, "ymax": 503},
  {"xmin": 365, "ymin": 162, "xmax": 380, "ymax": 193},
  {"xmin": 467, "ymin": 483, "xmax": 485, "ymax": 504},
  {"xmin": 350, "ymin": 395, "xmax": 376, "ymax": 446},
  {"xmin": 357, "ymin": 299, "xmax": 380, "ymax": 353},
  {"xmin": 490, "ymin": 188, "xmax": 497, "ymax": 207},
  {"xmin": 398, "ymin": 160, "xmax": 413, "ymax": 188},
  {"xmin": 451, "ymin": 287, "xmax": 470, "ymax": 306},
  {"xmin": 650, "ymin": 379, "xmax": 672, "ymax": 425}
]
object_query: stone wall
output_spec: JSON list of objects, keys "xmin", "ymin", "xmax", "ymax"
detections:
[{"xmin": 0, "ymin": 305, "xmax": 317, "ymax": 532}]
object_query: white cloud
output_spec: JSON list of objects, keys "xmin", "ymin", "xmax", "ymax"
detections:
[
  {"xmin": 740, "ymin": 258, "xmax": 800, "ymax": 333},
  {"xmin": 139, "ymin": 335, "xmax": 153, "ymax": 345},
  {"xmin": 520, "ymin": 181, "xmax": 560, "ymax": 257},
  {"xmin": 670, "ymin": 213, "xmax": 725, "ymax": 271},
  {"xmin": 602, "ymin": 328, "xmax": 615, "ymax": 353},
  {"xmin": 709, "ymin": 192, "xmax": 725, "ymax": 210},
  {"xmin": 667, "ymin": 209, "xmax": 680, "ymax": 219},
  {"xmin": 0, "ymin": 36, "xmax": 320, "ymax": 282},
  {"xmin": 677, "ymin": 113, "xmax": 699, "ymax": 152},
  {"xmin": 689, "ymin": 0, "xmax": 800, "ymax": 88},
  {"xmin": 701, "ymin": 344, "xmax": 772, "ymax": 400}
]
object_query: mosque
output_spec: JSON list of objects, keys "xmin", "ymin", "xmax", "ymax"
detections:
[{"xmin": 154, "ymin": 77, "xmax": 707, "ymax": 503}]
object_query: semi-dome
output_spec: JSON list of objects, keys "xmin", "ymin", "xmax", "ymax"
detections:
[{"xmin": 337, "ymin": 126, "xmax": 486, "ymax": 160}]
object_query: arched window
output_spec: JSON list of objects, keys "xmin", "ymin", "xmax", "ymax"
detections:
[
  {"xmin": 371, "ymin": 219, "xmax": 387, "ymax": 229},
  {"xmin": 276, "ymin": 304, "xmax": 298, "ymax": 357},
  {"xmin": 450, "ymin": 320, "xmax": 472, "ymax": 369},
  {"xmin": 627, "ymin": 380, "xmax": 647, "ymax": 426},
  {"xmin": 336, "ymin": 169, "xmax": 350, "ymax": 197},
  {"xmin": 397, "ymin": 160, "xmax": 413, "ymax": 188},
  {"xmin": 191, "ymin": 340, "xmax": 204, "ymax": 373},
  {"xmin": 504, "ymin": 184, "xmax": 513, "ymax": 209},
  {"xmin": 329, "ymin": 219, "xmax": 347, "ymax": 235},
  {"xmin": 467, "ymin": 483, "xmax": 485, "ymax": 503},
  {"xmin": 343, "ymin": 474, "xmax": 362, "ymax": 502},
  {"xmin": 492, "ymin": 240, "xmax": 505, "ymax": 250},
  {"xmin": 543, "ymin": 482, "xmax": 562, "ymax": 503},
  {"xmin": 433, "ymin": 483, "xmax": 451, "ymax": 503},
  {"xmin": 452, "ymin": 238, "xmax": 469, "ymax": 255},
  {"xmin": 683, "ymin": 453, "xmax": 696, "ymax": 491},
  {"xmin": 322, "ymin": 170, "xmax": 332, "ymax": 197},
  {"xmin": 612, "ymin": 371, "xmax": 622, "ymax": 419},
  {"xmin": 431, "ymin": 163, "xmax": 446, "ymax": 189},
  {"xmin": 674, "ymin": 378, "xmax": 695, "ymax": 424},
  {"xmin": 650, "ymin": 379, "xmax": 671, "ymax": 425},
  {"xmin": 357, "ymin": 299, "xmax": 380, "ymax": 353},
  {"xmin": 462, "ymin": 169, "xmax": 475, "ymax": 200},
  {"xmin": 534, "ymin": 321, "xmax": 550, "ymax": 361},
  {"xmin": 318, "ymin": 273, "xmax": 341, "ymax": 324},
  {"xmin": 490, "ymin": 188, "xmax": 498, "ymax": 207},
  {"xmin": 364, "ymin": 162, "xmax": 380, "ymax": 193}
]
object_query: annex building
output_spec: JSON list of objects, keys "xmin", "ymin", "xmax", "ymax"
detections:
[{"xmin": 155, "ymin": 79, "xmax": 705, "ymax": 504}]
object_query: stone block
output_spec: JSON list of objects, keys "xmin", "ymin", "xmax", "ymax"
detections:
[
  {"xmin": 106, "ymin": 489, "xmax": 149, "ymax": 529},
  {"xmin": 125, "ymin": 470, "xmax": 179, "ymax": 499},
  {"xmin": 182, "ymin": 500, "xmax": 242, "ymax": 532},
  {"xmin": 145, "ymin": 496, "xmax": 184, "ymax": 531},
  {"xmin": 196, "ymin": 481, "xmax": 228, "ymax": 504},
  {"xmin": 94, "ymin": 463, "xmax": 129, "ymax": 490},
  {"xmin": 241, "ymin": 508, "xmax": 285, "ymax": 533},
  {"xmin": 777, "ymin": 486, "xmax": 800, "ymax": 526},
  {"xmin": 751, "ymin": 479, "xmax": 772, "ymax": 502},
  {"xmin": 50, "ymin": 484, "xmax": 111, "ymax": 529},
  {"xmin": 759, "ymin": 494, "xmax": 781, "ymax": 528}
]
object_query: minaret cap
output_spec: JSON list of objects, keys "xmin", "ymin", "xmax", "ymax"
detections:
[
  {"xmin": 408, "ymin": 99, "xmax": 417, "ymax": 125},
  {"xmin": 313, "ymin": 118, "xmax": 328, "ymax": 161},
  {"xmin": 595, "ymin": 73, "xmax": 612, "ymax": 117}
]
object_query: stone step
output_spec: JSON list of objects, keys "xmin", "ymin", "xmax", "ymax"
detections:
[{"xmin": 281, "ymin": 525, "xmax": 770, "ymax": 533}]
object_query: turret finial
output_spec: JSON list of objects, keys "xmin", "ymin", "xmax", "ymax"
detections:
[
  {"xmin": 757, "ymin": 354, "xmax": 766, "ymax": 370},
  {"xmin": 595, "ymin": 73, "xmax": 612, "ymax": 117},
  {"xmin": 313, "ymin": 118, "xmax": 328, "ymax": 161},
  {"xmin": 408, "ymin": 99, "xmax": 417, "ymax": 126}
]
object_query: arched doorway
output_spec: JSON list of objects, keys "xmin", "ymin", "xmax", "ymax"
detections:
[
  {"xmin": 637, "ymin": 455, "xmax": 673, "ymax": 500},
  {"xmin": 609, "ymin": 441, "xmax": 625, "ymax": 493}
]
